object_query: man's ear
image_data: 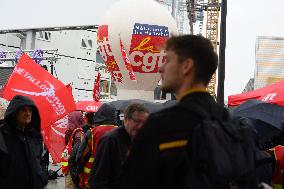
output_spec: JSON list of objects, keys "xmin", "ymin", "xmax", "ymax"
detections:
[{"xmin": 182, "ymin": 58, "xmax": 194, "ymax": 75}]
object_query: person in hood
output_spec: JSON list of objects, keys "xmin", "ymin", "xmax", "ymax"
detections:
[
  {"xmin": 0, "ymin": 95, "xmax": 48, "ymax": 189},
  {"xmin": 62, "ymin": 111, "xmax": 84, "ymax": 189},
  {"xmin": 76, "ymin": 103, "xmax": 118, "ymax": 189}
]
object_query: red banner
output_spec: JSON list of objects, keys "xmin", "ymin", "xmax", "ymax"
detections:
[
  {"xmin": 128, "ymin": 23, "xmax": 169, "ymax": 73},
  {"xmin": 2, "ymin": 53, "xmax": 76, "ymax": 162},
  {"xmin": 97, "ymin": 25, "xmax": 123, "ymax": 82},
  {"xmin": 42, "ymin": 115, "xmax": 68, "ymax": 163},
  {"xmin": 120, "ymin": 38, "xmax": 136, "ymax": 81},
  {"xmin": 76, "ymin": 101, "xmax": 102, "ymax": 112},
  {"xmin": 93, "ymin": 72, "xmax": 101, "ymax": 102}
]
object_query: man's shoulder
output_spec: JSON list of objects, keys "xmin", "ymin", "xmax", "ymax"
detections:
[{"xmin": 149, "ymin": 104, "xmax": 187, "ymax": 122}]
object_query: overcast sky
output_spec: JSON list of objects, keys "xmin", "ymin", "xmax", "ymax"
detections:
[{"xmin": 1, "ymin": 0, "xmax": 283, "ymax": 101}]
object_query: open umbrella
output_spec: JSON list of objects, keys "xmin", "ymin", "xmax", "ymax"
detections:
[
  {"xmin": 231, "ymin": 99, "xmax": 284, "ymax": 148},
  {"xmin": 76, "ymin": 101, "xmax": 101, "ymax": 112}
]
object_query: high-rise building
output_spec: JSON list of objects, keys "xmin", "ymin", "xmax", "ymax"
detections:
[{"xmin": 254, "ymin": 36, "xmax": 284, "ymax": 89}]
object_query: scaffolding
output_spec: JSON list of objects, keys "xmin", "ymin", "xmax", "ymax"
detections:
[
  {"xmin": 205, "ymin": 0, "xmax": 220, "ymax": 97},
  {"xmin": 0, "ymin": 49, "xmax": 59, "ymax": 66},
  {"xmin": 185, "ymin": 0, "xmax": 220, "ymax": 96}
]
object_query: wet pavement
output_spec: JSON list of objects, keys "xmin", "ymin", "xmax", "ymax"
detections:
[{"xmin": 45, "ymin": 164, "xmax": 64, "ymax": 189}]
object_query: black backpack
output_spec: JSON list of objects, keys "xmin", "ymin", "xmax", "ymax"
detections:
[{"xmin": 179, "ymin": 104, "xmax": 258, "ymax": 189}]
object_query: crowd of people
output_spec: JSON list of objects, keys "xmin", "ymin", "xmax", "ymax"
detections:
[{"xmin": 0, "ymin": 35, "xmax": 283, "ymax": 189}]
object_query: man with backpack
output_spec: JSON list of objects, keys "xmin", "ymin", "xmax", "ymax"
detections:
[{"xmin": 115, "ymin": 35, "xmax": 258, "ymax": 189}]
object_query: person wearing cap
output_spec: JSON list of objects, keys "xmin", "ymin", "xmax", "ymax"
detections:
[{"xmin": 0, "ymin": 95, "xmax": 48, "ymax": 189}]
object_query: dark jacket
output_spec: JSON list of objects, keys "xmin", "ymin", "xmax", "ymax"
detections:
[
  {"xmin": 115, "ymin": 92, "xmax": 226, "ymax": 189},
  {"xmin": 0, "ymin": 95, "xmax": 48, "ymax": 189},
  {"xmin": 89, "ymin": 126, "xmax": 132, "ymax": 189}
]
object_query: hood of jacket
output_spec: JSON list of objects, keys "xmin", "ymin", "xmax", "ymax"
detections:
[
  {"xmin": 67, "ymin": 111, "xmax": 84, "ymax": 130},
  {"xmin": 4, "ymin": 95, "xmax": 41, "ymax": 133},
  {"xmin": 94, "ymin": 103, "xmax": 117, "ymax": 126}
]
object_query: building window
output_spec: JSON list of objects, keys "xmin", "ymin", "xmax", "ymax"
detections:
[
  {"xmin": 37, "ymin": 31, "xmax": 51, "ymax": 41},
  {"xmin": 81, "ymin": 38, "xmax": 93, "ymax": 49},
  {"xmin": 100, "ymin": 80, "xmax": 109, "ymax": 93}
]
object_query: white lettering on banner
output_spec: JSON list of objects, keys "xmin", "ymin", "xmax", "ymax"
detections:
[
  {"xmin": 11, "ymin": 67, "xmax": 66, "ymax": 115},
  {"xmin": 13, "ymin": 67, "xmax": 25, "ymax": 75},
  {"xmin": 129, "ymin": 50, "xmax": 166, "ymax": 72},
  {"xmin": 86, "ymin": 105, "xmax": 98, "ymax": 112},
  {"xmin": 262, "ymin": 93, "xmax": 277, "ymax": 101}
]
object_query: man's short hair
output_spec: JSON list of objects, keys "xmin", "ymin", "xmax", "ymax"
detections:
[
  {"xmin": 166, "ymin": 35, "xmax": 218, "ymax": 85},
  {"xmin": 124, "ymin": 103, "xmax": 149, "ymax": 119}
]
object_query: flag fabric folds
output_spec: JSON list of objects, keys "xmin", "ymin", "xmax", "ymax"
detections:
[{"xmin": 2, "ymin": 53, "xmax": 76, "ymax": 162}]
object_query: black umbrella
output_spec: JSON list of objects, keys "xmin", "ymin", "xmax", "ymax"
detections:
[
  {"xmin": 108, "ymin": 99, "xmax": 176, "ymax": 113},
  {"xmin": 231, "ymin": 99, "xmax": 284, "ymax": 148}
]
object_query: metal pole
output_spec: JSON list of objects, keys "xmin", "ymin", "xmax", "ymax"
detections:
[{"xmin": 217, "ymin": 0, "xmax": 227, "ymax": 106}]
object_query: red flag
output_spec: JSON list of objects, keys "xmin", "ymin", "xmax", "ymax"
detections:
[
  {"xmin": 42, "ymin": 115, "xmax": 68, "ymax": 163},
  {"xmin": 66, "ymin": 83, "xmax": 73, "ymax": 94},
  {"xmin": 120, "ymin": 38, "xmax": 136, "ymax": 81},
  {"xmin": 93, "ymin": 72, "xmax": 101, "ymax": 102},
  {"xmin": 2, "ymin": 53, "xmax": 76, "ymax": 162}
]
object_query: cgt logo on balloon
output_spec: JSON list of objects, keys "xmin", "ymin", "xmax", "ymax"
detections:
[
  {"xmin": 129, "ymin": 23, "xmax": 169, "ymax": 73},
  {"xmin": 97, "ymin": 25, "xmax": 123, "ymax": 82}
]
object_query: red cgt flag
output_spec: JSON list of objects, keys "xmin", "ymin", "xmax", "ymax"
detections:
[
  {"xmin": 2, "ymin": 53, "xmax": 76, "ymax": 162},
  {"xmin": 119, "ymin": 38, "xmax": 136, "ymax": 81},
  {"xmin": 93, "ymin": 72, "xmax": 101, "ymax": 102}
]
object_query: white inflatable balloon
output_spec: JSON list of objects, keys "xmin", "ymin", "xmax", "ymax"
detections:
[{"xmin": 97, "ymin": 0, "xmax": 178, "ymax": 99}]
